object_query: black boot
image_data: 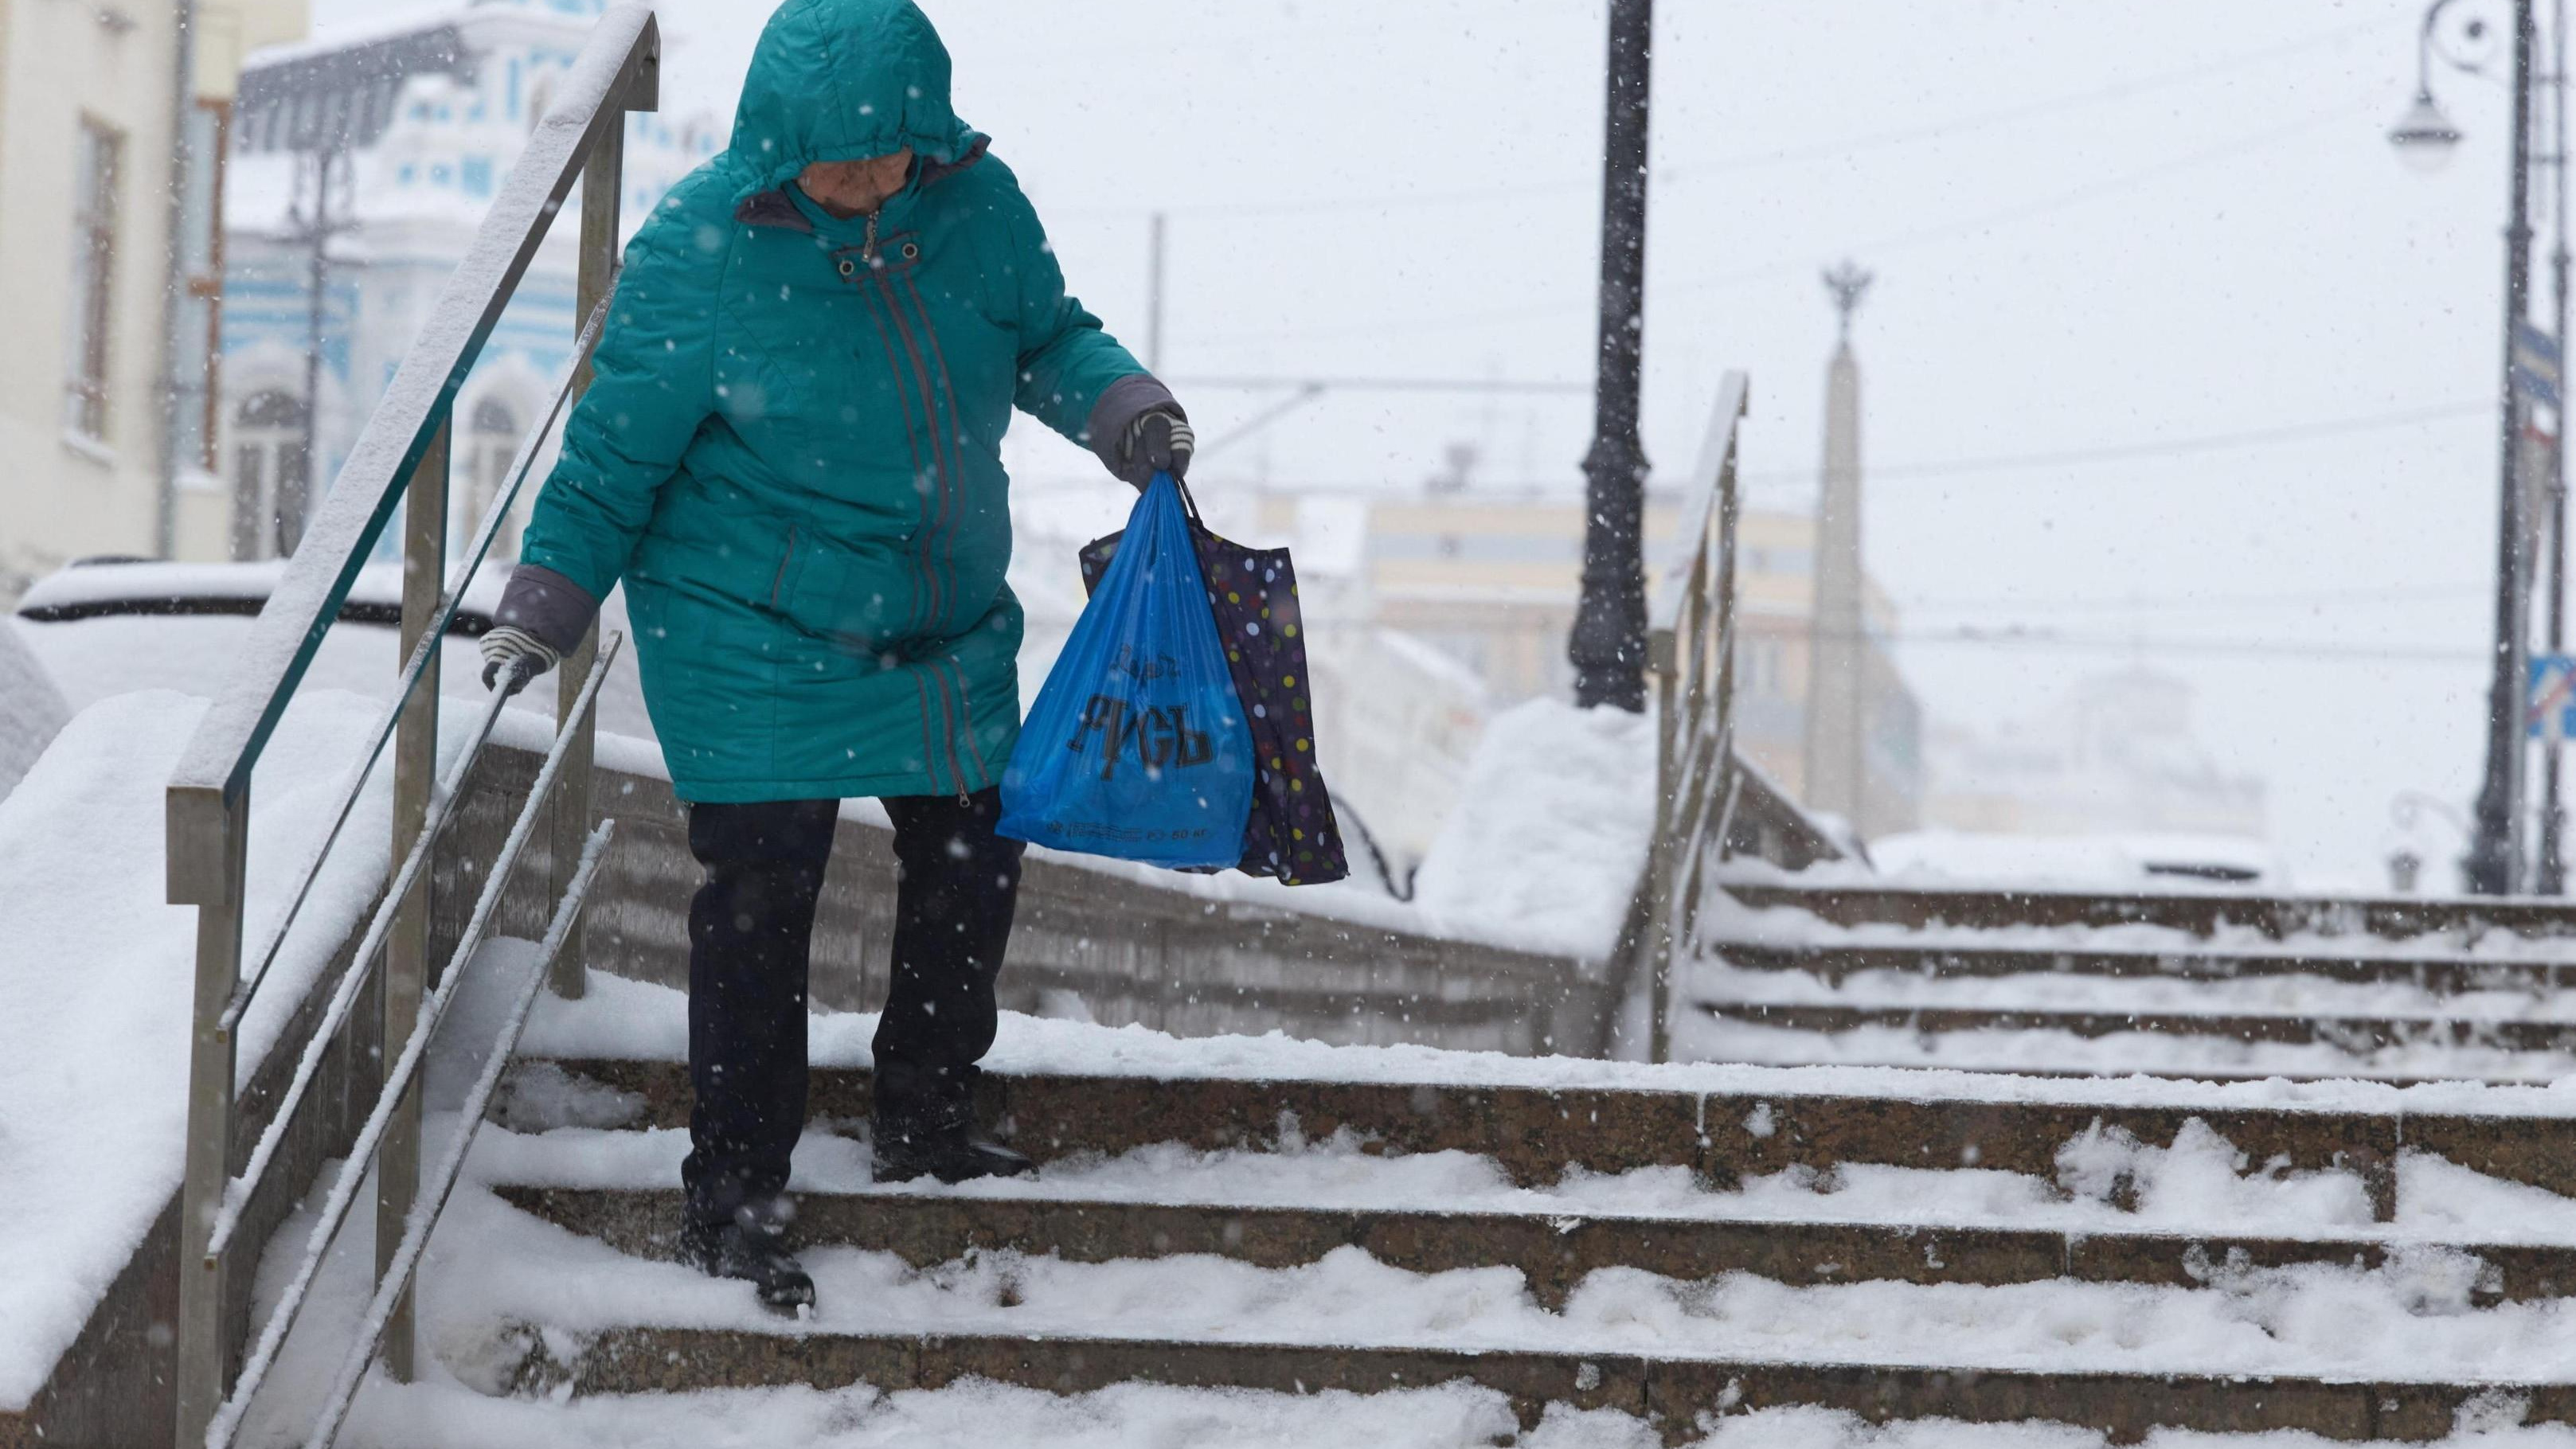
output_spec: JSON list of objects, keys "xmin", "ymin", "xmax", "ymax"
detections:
[
  {"xmin": 679, "ymin": 1215, "xmax": 816, "ymax": 1312},
  {"xmin": 872, "ymin": 1116, "xmax": 1034, "ymax": 1185}
]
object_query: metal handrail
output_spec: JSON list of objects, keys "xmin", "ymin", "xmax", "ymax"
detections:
[
  {"xmin": 1636, "ymin": 369, "xmax": 1749, "ymax": 1063},
  {"xmin": 217, "ymin": 294, "xmax": 614, "ymax": 1037},
  {"xmin": 165, "ymin": 8, "xmax": 660, "ymax": 1445},
  {"xmin": 304, "ymin": 820, "xmax": 618, "ymax": 1448},
  {"xmin": 163, "ymin": 5, "xmax": 655, "ymax": 818},
  {"xmin": 1652, "ymin": 371, "xmax": 1752, "ymax": 640},
  {"xmin": 206, "ymin": 640, "xmax": 623, "ymax": 1449},
  {"xmin": 205, "ymin": 683, "xmax": 514, "ymax": 1257}
]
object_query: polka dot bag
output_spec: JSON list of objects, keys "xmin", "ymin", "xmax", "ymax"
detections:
[{"xmin": 1077, "ymin": 480, "xmax": 1350, "ymax": 886}]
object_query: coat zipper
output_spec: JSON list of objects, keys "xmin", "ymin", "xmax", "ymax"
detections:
[{"xmin": 862, "ymin": 202, "xmax": 964, "ymax": 803}]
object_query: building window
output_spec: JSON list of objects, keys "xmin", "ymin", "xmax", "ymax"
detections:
[
  {"xmin": 64, "ymin": 120, "xmax": 122, "ymax": 442},
  {"xmin": 464, "ymin": 396, "xmax": 524, "ymax": 557},
  {"xmin": 232, "ymin": 389, "xmax": 311, "ymax": 560}
]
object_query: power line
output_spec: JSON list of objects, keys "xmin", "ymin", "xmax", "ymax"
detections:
[
  {"xmin": 1666, "ymin": 19, "xmax": 2375, "ymax": 185},
  {"xmin": 1171, "ymin": 375, "xmax": 1589, "ymax": 396},
  {"xmin": 1900, "ymin": 581, "xmax": 2490, "ymax": 615},
  {"xmin": 1076, "ymin": 18, "xmax": 2372, "ymax": 222},
  {"xmin": 1168, "ymin": 396, "xmax": 2486, "ymax": 491},
  {"xmin": 1181, "ymin": 100, "xmax": 2364, "ymax": 347},
  {"xmin": 1739, "ymin": 398, "xmax": 2492, "ymax": 489},
  {"xmin": 1871, "ymin": 626, "xmax": 2489, "ymax": 665}
]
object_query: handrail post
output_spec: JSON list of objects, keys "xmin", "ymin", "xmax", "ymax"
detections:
[
  {"xmin": 172, "ymin": 783, "xmax": 248, "ymax": 1448},
  {"xmin": 1713, "ymin": 428, "xmax": 1743, "ymax": 841},
  {"xmin": 552, "ymin": 86, "xmax": 635, "ymax": 1002},
  {"xmin": 1645, "ymin": 616, "xmax": 1682, "ymax": 1064},
  {"xmin": 379, "ymin": 416, "xmax": 449, "ymax": 1381}
]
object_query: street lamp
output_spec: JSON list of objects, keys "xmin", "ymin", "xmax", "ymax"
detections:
[
  {"xmin": 1569, "ymin": 0, "xmax": 1655, "ymax": 712},
  {"xmin": 2388, "ymin": 92, "xmax": 2464, "ymax": 172},
  {"xmin": 2390, "ymin": 5, "xmax": 2488, "ymax": 170},
  {"xmin": 2393, "ymin": 0, "xmax": 2539, "ymax": 896}
]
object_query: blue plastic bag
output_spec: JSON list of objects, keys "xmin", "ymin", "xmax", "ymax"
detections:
[{"xmin": 999, "ymin": 473, "xmax": 1255, "ymax": 868}]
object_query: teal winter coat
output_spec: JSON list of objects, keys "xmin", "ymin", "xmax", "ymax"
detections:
[{"xmin": 502, "ymin": 0, "xmax": 1170, "ymax": 803}]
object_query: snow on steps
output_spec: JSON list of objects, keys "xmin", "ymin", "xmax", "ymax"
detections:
[
  {"xmin": 1700, "ymin": 882, "xmax": 2576, "ymax": 1085},
  {"xmin": 1721, "ymin": 878, "xmax": 2576, "ymax": 940},
  {"xmin": 287, "ymin": 970, "xmax": 2576, "ymax": 1444},
  {"xmin": 430, "ymin": 1041, "xmax": 2576, "ymax": 1443}
]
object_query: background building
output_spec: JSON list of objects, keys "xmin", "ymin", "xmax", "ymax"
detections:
[
  {"xmin": 0, "ymin": 0, "xmax": 305, "ymax": 600},
  {"xmin": 1732, "ymin": 506, "xmax": 1921, "ymax": 838},
  {"xmin": 217, "ymin": 0, "xmax": 719, "ymax": 560},
  {"xmin": 1222, "ymin": 481, "xmax": 1924, "ymax": 849},
  {"xmin": 1922, "ymin": 666, "xmax": 2265, "ymax": 839}
]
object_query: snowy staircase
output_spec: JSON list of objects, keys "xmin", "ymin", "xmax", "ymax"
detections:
[
  {"xmin": 350, "ymin": 990, "xmax": 2576, "ymax": 1445},
  {"xmin": 1693, "ymin": 882, "xmax": 2576, "ymax": 1084}
]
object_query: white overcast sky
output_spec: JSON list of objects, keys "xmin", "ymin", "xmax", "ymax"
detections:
[{"xmin": 319, "ymin": 0, "xmax": 2535, "ymax": 885}]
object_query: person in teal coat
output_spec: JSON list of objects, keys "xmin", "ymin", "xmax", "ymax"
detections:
[{"xmin": 478, "ymin": 0, "xmax": 1193, "ymax": 1310}]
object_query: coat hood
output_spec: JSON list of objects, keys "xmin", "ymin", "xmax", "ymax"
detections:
[{"xmin": 727, "ymin": 0, "xmax": 980, "ymax": 201}]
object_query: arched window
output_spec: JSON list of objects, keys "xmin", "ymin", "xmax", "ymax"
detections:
[
  {"xmin": 463, "ymin": 395, "xmax": 525, "ymax": 557},
  {"xmin": 231, "ymin": 389, "xmax": 310, "ymax": 560}
]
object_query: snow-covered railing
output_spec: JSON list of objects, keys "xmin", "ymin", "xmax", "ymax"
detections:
[
  {"xmin": 160, "ymin": 9, "xmax": 660, "ymax": 1447},
  {"xmin": 1637, "ymin": 370, "xmax": 1749, "ymax": 1063}
]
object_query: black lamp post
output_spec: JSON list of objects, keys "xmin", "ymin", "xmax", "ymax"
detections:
[
  {"xmin": 2394, "ymin": 0, "xmax": 2539, "ymax": 895},
  {"xmin": 1569, "ymin": 0, "xmax": 1655, "ymax": 712}
]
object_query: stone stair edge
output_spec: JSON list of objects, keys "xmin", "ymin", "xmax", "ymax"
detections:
[
  {"xmin": 1706, "ymin": 939, "xmax": 2576, "ymax": 971},
  {"xmin": 1695, "ymin": 995, "xmax": 2576, "ymax": 1032},
  {"xmin": 511, "ymin": 1321, "xmax": 2576, "ymax": 1443},
  {"xmin": 509, "ymin": 1051, "xmax": 2576, "ymax": 1126},
  {"xmin": 483, "ymin": 1180, "xmax": 2576, "ymax": 1260}
]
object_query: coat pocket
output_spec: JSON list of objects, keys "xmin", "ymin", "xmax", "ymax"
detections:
[{"xmin": 778, "ymin": 527, "xmax": 908, "ymax": 654}]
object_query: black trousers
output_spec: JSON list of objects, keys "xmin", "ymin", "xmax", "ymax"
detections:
[{"xmin": 680, "ymin": 787, "xmax": 1025, "ymax": 1228}]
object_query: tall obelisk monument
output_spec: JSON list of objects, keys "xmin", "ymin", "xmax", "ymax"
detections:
[{"xmin": 1803, "ymin": 260, "xmax": 1873, "ymax": 828}]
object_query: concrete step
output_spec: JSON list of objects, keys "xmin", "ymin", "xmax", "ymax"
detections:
[
  {"xmin": 467, "ymin": 1056, "xmax": 2576, "ymax": 1442},
  {"xmin": 1722, "ymin": 881, "xmax": 2576, "ymax": 942},
  {"xmin": 1699, "ymin": 999, "xmax": 2576, "ymax": 1053},
  {"xmin": 1685, "ymin": 1010, "xmax": 2576, "ymax": 1088},
  {"xmin": 511, "ymin": 1056, "xmax": 2576, "ymax": 1223},
  {"xmin": 1683, "ymin": 1033, "xmax": 2560, "ymax": 1088},
  {"xmin": 493, "ymin": 1182, "xmax": 2576, "ymax": 1308},
  {"xmin": 501, "ymin": 1319, "xmax": 2576, "ymax": 1443},
  {"xmin": 1709, "ymin": 939, "xmax": 2569, "ymax": 993}
]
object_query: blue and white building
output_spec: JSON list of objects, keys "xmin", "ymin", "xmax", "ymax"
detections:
[{"xmin": 219, "ymin": 0, "xmax": 719, "ymax": 559}]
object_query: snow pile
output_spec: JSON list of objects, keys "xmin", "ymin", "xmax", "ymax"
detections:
[
  {"xmin": 0, "ymin": 688, "xmax": 399, "ymax": 1410},
  {"xmin": 1409, "ymin": 698, "xmax": 1656, "ymax": 958},
  {"xmin": 0, "ymin": 622, "xmax": 68, "ymax": 803}
]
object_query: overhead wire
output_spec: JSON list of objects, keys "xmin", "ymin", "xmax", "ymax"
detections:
[
  {"xmin": 1075, "ymin": 17, "xmax": 2374, "ymax": 222},
  {"xmin": 1179, "ymin": 99, "xmax": 2371, "ymax": 347},
  {"xmin": 1898, "ymin": 580, "xmax": 2491, "ymax": 615},
  {"xmin": 1831, "ymin": 625, "xmax": 2492, "ymax": 666},
  {"xmin": 1737, "ymin": 397, "xmax": 2492, "ymax": 490}
]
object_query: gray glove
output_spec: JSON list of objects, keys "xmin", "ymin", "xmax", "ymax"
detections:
[
  {"xmin": 1116, "ymin": 404, "xmax": 1194, "ymax": 489},
  {"xmin": 479, "ymin": 624, "xmax": 561, "ymax": 697}
]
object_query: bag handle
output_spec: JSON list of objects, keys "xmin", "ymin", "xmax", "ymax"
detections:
[{"xmin": 1155, "ymin": 470, "xmax": 1208, "ymax": 530}]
